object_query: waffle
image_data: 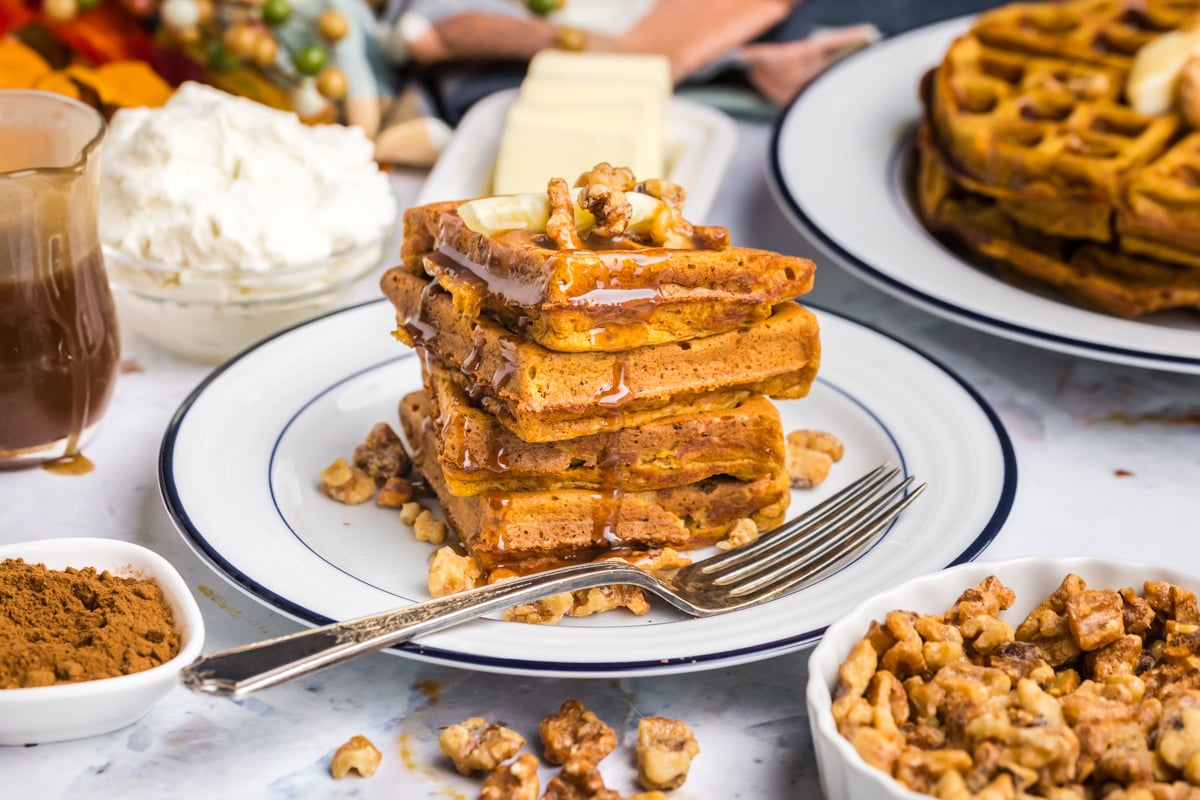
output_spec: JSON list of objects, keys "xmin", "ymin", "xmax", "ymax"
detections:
[
  {"xmin": 971, "ymin": 0, "xmax": 1200, "ymax": 70},
  {"xmin": 916, "ymin": 0, "xmax": 1200, "ymax": 317},
  {"xmin": 400, "ymin": 391, "xmax": 790, "ymax": 570},
  {"xmin": 917, "ymin": 124, "xmax": 1200, "ymax": 316},
  {"xmin": 414, "ymin": 371, "xmax": 784, "ymax": 496},
  {"xmin": 399, "ymin": 201, "xmax": 816, "ymax": 353},
  {"xmin": 382, "ymin": 267, "xmax": 820, "ymax": 443}
]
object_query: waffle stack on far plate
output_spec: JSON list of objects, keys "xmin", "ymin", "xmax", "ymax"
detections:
[
  {"xmin": 381, "ymin": 168, "xmax": 821, "ymax": 574},
  {"xmin": 915, "ymin": 0, "xmax": 1200, "ymax": 317}
]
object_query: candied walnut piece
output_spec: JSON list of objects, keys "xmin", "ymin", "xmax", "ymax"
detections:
[
  {"xmin": 539, "ymin": 700, "xmax": 617, "ymax": 766},
  {"xmin": 635, "ymin": 716, "xmax": 700, "ymax": 791},
  {"xmin": 1155, "ymin": 692, "xmax": 1200, "ymax": 782},
  {"xmin": 987, "ymin": 640, "xmax": 1055, "ymax": 685},
  {"xmin": 574, "ymin": 164, "xmax": 636, "ymax": 239},
  {"xmin": 413, "ymin": 509, "xmax": 447, "ymax": 544},
  {"xmin": 438, "ymin": 717, "xmax": 525, "ymax": 775},
  {"xmin": 320, "ymin": 457, "xmax": 376, "ymax": 504},
  {"xmin": 480, "ymin": 753, "xmax": 540, "ymax": 800},
  {"xmin": 715, "ymin": 517, "xmax": 758, "ymax": 551},
  {"xmin": 569, "ymin": 585, "xmax": 650, "ymax": 618},
  {"xmin": 504, "ymin": 592, "xmax": 574, "ymax": 625},
  {"xmin": 330, "ymin": 734, "xmax": 382, "ymax": 779},
  {"xmin": 1067, "ymin": 589, "xmax": 1126, "ymax": 651},
  {"xmin": 427, "ymin": 546, "xmax": 482, "ymax": 597},
  {"xmin": 832, "ymin": 639, "xmax": 878, "ymax": 727},
  {"xmin": 946, "ymin": 576, "xmax": 1017, "ymax": 625},
  {"xmin": 962, "ymin": 614, "xmax": 1015, "ymax": 657},
  {"xmin": 547, "ymin": 177, "xmax": 584, "ymax": 250},
  {"xmin": 1122, "ymin": 587, "xmax": 1158, "ymax": 637},
  {"xmin": 376, "ymin": 477, "xmax": 413, "ymax": 508},
  {"xmin": 634, "ymin": 178, "xmax": 686, "ymax": 208},
  {"xmin": 541, "ymin": 757, "xmax": 620, "ymax": 800},
  {"xmin": 399, "ymin": 501, "xmax": 424, "ymax": 526},
  {"xmin": 1087, "ymin": 634, "xmax": 1144, "ymax": 680},
  {"xmin": 602, "ymin": 548, "xmax": 692, "ymax": 572},
  {"xmin": 894, "ymin": 748, "xmax": 974, "ymax": 794},
  {"xmin": 880, "ymin": 610, "xmax": 928, "ymax": 680},
  {"xmin": 353, "ymin": 422, "xmax": 411, "ymax": 484},
  {"xmin": 784, "ymin": 430, "xmax": 844, "ymax": 489},
  {"xmin": 1018, "ymin": 599, "xmax": 1083, "ymax": 668}
]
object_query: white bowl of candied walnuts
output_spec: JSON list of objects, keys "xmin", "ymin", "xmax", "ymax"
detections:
[
  {"xmin": 0, "ymin": 537, "xmax": 206, "ymax": 745},
  {"xmin": 807, "ymin": 557, "xmax": 1200, "ymax": 800}
]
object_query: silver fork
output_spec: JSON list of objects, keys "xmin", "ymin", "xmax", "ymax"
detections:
[{"xmin": 180, "ymin": 464, "xmax": 924, "ymax": 698}]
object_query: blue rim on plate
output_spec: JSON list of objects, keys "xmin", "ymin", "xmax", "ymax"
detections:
[
  {"xmin": 767, "ymin": 18, "xmax": 1200, "ymax": 372},
  {"xmin": 159, "ymin": 298, "xmax": 1016, "ymax": 674}
]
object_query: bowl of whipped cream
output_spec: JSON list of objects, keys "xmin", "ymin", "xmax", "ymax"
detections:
[{"xmin": 100, "ymin": 82, "xmax": 398, "ymax": 363}]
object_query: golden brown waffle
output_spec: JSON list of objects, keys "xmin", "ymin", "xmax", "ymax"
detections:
[
  {"xmin": 400, "ymin": 391, "xmax": 790, "ymax": 571},
  {"xmin": 916, "ymin": 0, "xmax": 1200, "ymax": 317},
  {"xmin": 929, "ymin": 33, "xmax": 1176, "ymax": 207},
  {"xmin": 971, "ymin": 0, "xmax": 1200, "ymax": 69},
  {"xmin": 413, "ymin": 372, "xmax": 784, "ymax": 496},
  {"xmin": 399, "ymin": 201, "xmax": 815, "ymax": 353},
  {"xmin": 916, "ymin": 122, "xmax": 1200, "ymax": 316},
  {"xmin": 381, "ymin": 267, "xmax": 820, "ymax": 443}
]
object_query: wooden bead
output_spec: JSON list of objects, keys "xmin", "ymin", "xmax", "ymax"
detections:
[
  {"xmin": 317, "ymin": 9, "xmax": 350, "ymax": 42},
  {"xmin": 316, "ymin": 66, "xmax": 348, "ymax": 100}
]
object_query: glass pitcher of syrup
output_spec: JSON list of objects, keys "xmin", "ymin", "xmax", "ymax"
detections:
[{"xmin": 0, "ymin": 91, "xmax": 120, "ymax": 468}]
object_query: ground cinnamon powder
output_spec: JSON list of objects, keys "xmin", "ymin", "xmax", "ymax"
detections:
[{"xmin": 0, "ymin": 558, "xmax": 182, "ymax": 689}]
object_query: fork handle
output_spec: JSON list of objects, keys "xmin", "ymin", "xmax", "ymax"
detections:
[{"xmin": 181, "ymin": 561, "xmax": 644, "ymax": 698}]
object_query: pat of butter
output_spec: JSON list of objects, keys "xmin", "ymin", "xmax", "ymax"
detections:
[
  {"xmin": 526, "ymin": 51, "xmax": 672, "ymax": 97},
  {"xmin": 492, "ymin": 51, "xmax": 670, "ymax": 195},
  {"xmin": 1128, "ymin": 28, "xmax": 1200, "ymax": 115}
]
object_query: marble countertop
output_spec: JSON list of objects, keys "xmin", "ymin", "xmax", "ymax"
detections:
[{"xmin": 3, "ymin": 120, "xmax": 1200, "ymax": 799}]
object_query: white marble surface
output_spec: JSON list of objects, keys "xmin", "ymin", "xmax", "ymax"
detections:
[{"xmin": 3, "ymin": 120, "xmax": 1200, "ymax": 799}]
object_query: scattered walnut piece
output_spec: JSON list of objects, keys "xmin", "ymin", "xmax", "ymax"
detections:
[
  {"xmin": 438, "ymin": 717, "xmax": 525, "ymax": 776},
  {"xmin": 353, "ymin": 422, "xmax": 411, "ymax": 483},
  {"xmin": 427, "ymin": 546, "xmax": 483, "ymax": 597},
  {"xmin": 376, "ymin": 477, "xmax": 413, "ymax": 508},
  {"xmin": 569, "ymin": 585, "xmax": 651, "ymax": 618},
  {"xmin": 636, "ymin": 717, "xmax": 700, "ymax": 791},
  {"xmin": 413, "ymin": 509, "xmax": 447, "ymax": 544},
  {"xmin": 320, "ymin": 457, "xmax": 377, "ymax": 504},
  {"xmin": 785, "ymin": 429, "xmax": 844, "ymax": 489},
  {"xmin": 480, "ymin": 753, "xmax": 540, "ymax": 800},
  {"xmin": 330, "ymin": 734, "xmax": 382, "ymax": 779},
  {"xmin": 716, "ymin": 517, "xmax": 759, "ymax": 551},
  {"xmin": 541, "ymin": 756, "xmax": 621, "ymax": 800},
  {"xmin": 399, "ymin": 501, "xmax": 424, "ymax": 526},
  {"xmin": 601, "ymin": 548, "xmax": 692, "ymax": 572},
  {"xmin": 504, "ymin": 592, "xmax": 574, "ymax": 625},
  {"xmin": 540, "ymin": 700, "xmax": 618, "ymax": 766}
]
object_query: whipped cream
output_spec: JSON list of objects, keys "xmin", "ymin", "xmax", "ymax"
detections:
[{"xmin": 100, "ymin": 82, "xmax": 396, "ymax": 271}]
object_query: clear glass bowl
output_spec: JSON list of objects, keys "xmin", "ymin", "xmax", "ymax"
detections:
[{"xmin": 103, "ymin": 222, "xmax": 395, "ymax": 364}]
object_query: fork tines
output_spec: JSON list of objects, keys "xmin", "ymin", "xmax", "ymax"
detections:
[{"xmin": 700, "ymin": 464, "xmax": 925, "ymax": 603}]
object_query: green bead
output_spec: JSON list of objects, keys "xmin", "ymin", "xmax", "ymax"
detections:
[
  {"xmin": 206, "ymin": 40, "xmax": 240, "ymax": 72},
  {"xmin": 261, "ymin": 0, "xmax": 291, "ymax": 25},
  {"xmin": 526, "ymin": 0, "xmax": 562, "ymax": 15},
  {"xmin": 76, "ymin": 0, "xmax": 101, "ymax": 11},
  {"xmin": 293, "ymin": 43, "xmax": 328, "ymax": 76}
]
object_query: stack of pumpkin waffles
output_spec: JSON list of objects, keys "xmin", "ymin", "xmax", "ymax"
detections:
[
  {"xmin": 916, "ymin": 0, "xmax": 1200, "ymax": 317},
  {"xmin": 381, "ymin": 164, "xmax": 821, "ymax": 576}
]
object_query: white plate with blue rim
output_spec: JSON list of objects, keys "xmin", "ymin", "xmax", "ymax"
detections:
[
  {"xmin": 769, "ymin": 15, "xmax": 1200, "ymax": 374},
  {"xmin": 159, "ymin": 298, "xmax": 1015, "ymax": 678}
]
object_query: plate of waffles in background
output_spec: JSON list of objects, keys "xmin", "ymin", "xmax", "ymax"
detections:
[
  {"xmin": 159, "ymin": 297, "xmax": 1015, "ymax": 678},
  {"xmin": 770, "ymin": 5, "xmax": 1200, "ymax": 374}
]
